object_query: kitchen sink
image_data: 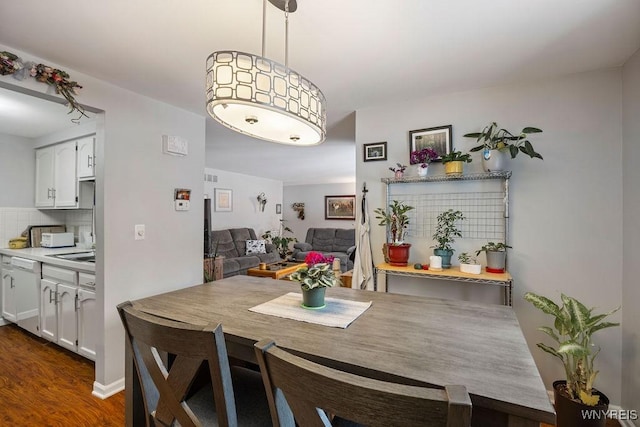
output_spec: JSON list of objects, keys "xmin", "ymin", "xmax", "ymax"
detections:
[{"xmin": 48, "ymin": 251, "xmax": 95, "ymax": 263}]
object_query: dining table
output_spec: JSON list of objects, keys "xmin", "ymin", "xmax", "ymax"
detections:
[{"xmin": 126, "ymin": 275, "xmax": 555, "ymax": 427}]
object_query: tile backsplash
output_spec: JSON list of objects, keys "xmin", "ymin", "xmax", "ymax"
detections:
[{"xmin": 0, "ymin": 207, "xmax": 93, "ymax": 248}]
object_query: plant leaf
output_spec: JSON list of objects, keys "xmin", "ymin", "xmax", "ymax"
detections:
[
  {"xmin": 522, "ymin": 127, "xmax": 543, "ymax": 134},
  {"xmin": 536, "ymin": 343, "xmax": 564, "ymax": 361},
  {"xmin": 537, "ymin": 326, "xmax": 560, "ymax": 343},
  {"xmin": 524, "ymin": 293, "xmax": 561, "ymax": 317},
  {"xmin": 558, "ymin": 341, "xmax": 588, "ymax": 356}
]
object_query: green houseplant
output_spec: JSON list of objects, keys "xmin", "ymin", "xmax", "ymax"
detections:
[
  {"xmin": 457, "ymin": 252, "xmax": 480, "ymax": 274},
  {"xmin": 476, "ymin": 242, "xmax": 511, "ymax": 273},
  {"xmin": 524, "ymin": 292, "xmax": 620, "ymax": 427},
  {"xmin": 441, "ymin": 150, "xmax": 472, "ymax": 175},
  {"xmin": 262, "ymin": 221, "xmax": 297, "ymax": 259},
  {"xmin": 431, "ymin": 209, "xmax": 465, "ymax": 268},
  {"xmin": 464, "ymin": 122, "xmax": 543, "ymax": 172},
  {"xmin": 374, "ymin": 200, "xmax": 414, "ymax": 266},
  {"xmin": 289, "ymin": 252, "xmax": 339, "ymax": 308}
]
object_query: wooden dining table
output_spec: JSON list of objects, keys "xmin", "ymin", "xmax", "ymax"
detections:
[{"xmin": 126, "ymin": 275, "xmax": 555, "ymax": 427}]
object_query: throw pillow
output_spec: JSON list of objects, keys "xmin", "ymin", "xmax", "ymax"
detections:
[{"xmin": 246, "ymin": 239, "xmax": 266, "ymax": 255}]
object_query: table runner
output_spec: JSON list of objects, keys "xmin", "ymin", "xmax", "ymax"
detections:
[{"xmin": 249, "ymin": 292, "xmax": 372, "ymax": 328}]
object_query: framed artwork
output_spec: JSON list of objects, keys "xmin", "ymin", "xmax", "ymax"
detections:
[
  {"xmin": 409, "ymin": 125, "xmax": 452, "ymax": 162},
  {"xmin": 276, "ymin": 203, "xmax": 282, "ymax": 214},
  {"xmin": 363, "ymin": 141, "xmax": 387, "ymax": 161},
  {"xmin": 325, "ymin": 195, "xmax": 356, "ymax": 220},
  {"xmin": 214, "ymin": 188, "xmax": 232, "ymax": 212}
]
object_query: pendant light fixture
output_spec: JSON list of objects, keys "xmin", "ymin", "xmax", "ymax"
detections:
[{"xmin": 206, "ymin": 0, "xmax": 326, "ymax": 146}]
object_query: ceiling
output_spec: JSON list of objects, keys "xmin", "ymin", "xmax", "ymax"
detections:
[{"xmin": 1, "ymin": 0, "xmax": 639, "ymax": 184}]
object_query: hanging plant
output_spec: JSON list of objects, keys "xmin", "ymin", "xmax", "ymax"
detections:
[{"xmin": 0, "ymin": 50, "xmax": 87, "ymax": 121}]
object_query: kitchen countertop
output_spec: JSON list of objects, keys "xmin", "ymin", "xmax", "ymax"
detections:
[{"xmin": 0, "ymin": 247, "xmax": 96, "ymax": 273}]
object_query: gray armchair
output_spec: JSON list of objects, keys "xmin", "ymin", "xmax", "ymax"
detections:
[{"xmin": 292, "ymin": 228, "xmax": 356, "ymax": 272}]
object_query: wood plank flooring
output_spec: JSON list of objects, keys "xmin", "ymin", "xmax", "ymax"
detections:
[
  {"xmin": 0, "ymin": 324, "xmax": 124, "ymax": 426},
  {"xmin": 0, "ymin": 323, "xmax": 623, "ymax": 427}
]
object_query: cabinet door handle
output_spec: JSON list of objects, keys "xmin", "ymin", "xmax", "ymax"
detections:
[
  {"xmin": 49, "ymin": 288, "xmax": 55, "ymax": 304},
  {"xmin": 52, "ymin": 188, "xmax": 56, "ymax": 199},
  {"xmin": 87, "ymin": 155, "xmax": 93, "ymax": 168},
  {"xmin": 10, "ymin": 277, "xmax": 14, "ymax": 288},
  {"xmin": 47, "ymin": 188, "xmax": 52, "ymax": 199},
  {"xmin": 75, "ymin": 295, "xmax": 79, "ymax": 311}
]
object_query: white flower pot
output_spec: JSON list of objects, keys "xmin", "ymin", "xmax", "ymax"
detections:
[
  {"xmin": 482, "ymin": 149, "xmax": 509, "ymax": 172},
  {"xmin": 460, "ymin": 263, "xmax": 481, "ymax": 274},
  {"xmin": 417, "ymin": 165, "xmax": 429, "ymax": 177}
]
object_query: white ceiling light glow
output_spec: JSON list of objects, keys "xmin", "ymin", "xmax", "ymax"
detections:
[{"xmin": 206, "ymin": 0, "xmax": 326, "ymax": 146}]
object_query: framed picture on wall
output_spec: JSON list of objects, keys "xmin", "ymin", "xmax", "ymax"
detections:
[
  {"xmin": 363, "ymin": 142, "xmax": 387, "ymax": 161},
  {"xmin": 325, "ymin": 195, "xmax": 356, "ymax": 220},
  {"xmin": 214, "ymin": 188, "xmax": 232, "ymax": 212},
  {"xmin": 409, "ymin": 125, "xmax": 452, "ymax": 162}
]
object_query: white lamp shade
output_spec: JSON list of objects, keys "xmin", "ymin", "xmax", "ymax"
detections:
[{"xmin": 206, "ymin": 51, "xmax": 326, "ymax": 146}]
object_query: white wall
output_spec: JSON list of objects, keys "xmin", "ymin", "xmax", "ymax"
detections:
[
  {"xmin": 0, "ymin": 43, "xmax": 206, "ymax": 395},
  {"xmin": 356, "ymin": 69, "xmax": 624, "ymax": 405},
  {"xmin": 283, "ymin": 183, "xmax": 357, "ymax": 242},
  {"xmin": 622, "ymin": 47, "xmax": 640, "ymax": 422},
  {"xmin": 0, "ymin": 133, "xmax": 34, "ymax": 207},
  {"xmin": 204, "ymin": 168, "xmax": 283, "ymax": 238}
]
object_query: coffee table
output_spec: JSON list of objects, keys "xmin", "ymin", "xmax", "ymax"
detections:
[{"xmin": 246, "ymin": 261, "xmax": 306, "ymax": 280}]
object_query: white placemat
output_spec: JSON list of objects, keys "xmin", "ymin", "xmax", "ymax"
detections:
[{"xmin": 249, "ymin": 292, "xmax": 372, "ymax": 328}]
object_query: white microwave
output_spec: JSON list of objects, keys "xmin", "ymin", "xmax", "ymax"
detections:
[{"xmin": 41, "ymin": 232, "xmax": 75, "ymax": 248}]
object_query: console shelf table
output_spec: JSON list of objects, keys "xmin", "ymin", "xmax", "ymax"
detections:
[
  {"xmin": 379, "ymin": 171, "xmax": 513, "ymax": 306},
  {"xmin": 374, "ymin": 263, "xmax": 513, "ymax": 306}
]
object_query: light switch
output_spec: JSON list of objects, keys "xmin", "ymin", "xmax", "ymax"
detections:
[{"xmin": 135, "ymin": 224, "xmax": 145, "ymax": 240}]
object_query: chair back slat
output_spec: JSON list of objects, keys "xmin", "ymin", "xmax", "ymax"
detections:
[
  {"xmin": 254, "ymin": 339, "xmax": 472, "ymax": 427},
  {"xmin": 117, "ymin": 301, "xmax": 237, "ymax": 427}
]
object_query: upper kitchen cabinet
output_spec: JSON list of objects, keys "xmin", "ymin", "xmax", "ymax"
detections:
[
  {"xmin": 35, "ymin": 140, "xmax": 93, "ymax": 209},
  {"xmin": 77, "ymin": 136, "xmax": 95, "ymax": 180}
]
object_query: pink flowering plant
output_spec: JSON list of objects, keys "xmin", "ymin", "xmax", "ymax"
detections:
[
  {"xmin": 410, "ymin": 147, "xmax": 438, "ymax": 168},
  {"xmin": 289, "ymin": 251, "xmax": 339, "ymax": 290}
]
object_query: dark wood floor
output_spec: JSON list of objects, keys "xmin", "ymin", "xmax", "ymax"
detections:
[
  {"xmin": 0, "ymin": 323, "xmax": 124, "ymax": 426},
  {"xmin": 0, "ymin": 323, "xmax": 623, "ymax": 427}
]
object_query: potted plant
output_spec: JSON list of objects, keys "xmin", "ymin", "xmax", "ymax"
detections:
[
  {"xmin": 374, "ymin": 200, "xmax": 414, "ymax": 266},
  {"xmin": 458, "ymin": 252, "xmax": 481, "ymax": 274},
  {"xmin": 389, "ymin": 163, "xmax": 407, "ymax": 179},
  {"xmin": 523, "ymin": 292, "xmax": 620, "ymax": 427},
  {"xmin": 410, "ymin": 147, "xmax": 438, "ymax": 177},
  {"xmin": 262, "ymin": 221, "xmax": 297, "ymax": 259},
  {"xmin": 289, "ymin": 251, "xmax": 339, "ymax": 309},
  {"xmin": 441, "ymin": 150, "xmax": 472, "ymax": 175},
  {"xmin": 431, "ymin": 209, "xmax": 465, "ymax": 268},
  {"xmin": 476, "ymin": 242, "xmax": 511, "ymax": 273},
  {"xmin": 464, "ymin": 122, "xmax": 543, "ymax": 172}
]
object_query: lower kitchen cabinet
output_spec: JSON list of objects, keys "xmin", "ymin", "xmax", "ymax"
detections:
[
  {"xmin": 1, "ymin": 256, "xmax": 15, "ymax": 323},
  {"xmin": 40, "ymin": 264, "xmax": 96, "ymax": 361}
]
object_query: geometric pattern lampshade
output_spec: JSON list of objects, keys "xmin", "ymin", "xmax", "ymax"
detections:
[{"xmin": 206, "ymin": 50, "xmax": 326, "ymax": 146}]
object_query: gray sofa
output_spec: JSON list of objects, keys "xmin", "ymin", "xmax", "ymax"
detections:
[
  {"xmin": 292, "ymin": 228, "xmax": 356, "ymax": 272},
  {"xmin": 210, "ymin": 228, "xmax": 281, "ymax": 278}
]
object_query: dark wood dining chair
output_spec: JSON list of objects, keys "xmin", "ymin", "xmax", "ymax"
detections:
[
  {"xmin": 117, "ymin": 301, "xmax": 271, "ymax": 427},
  {"xmin": 254, "ymin": 339, "xmax": 472, "ymax": 427}
]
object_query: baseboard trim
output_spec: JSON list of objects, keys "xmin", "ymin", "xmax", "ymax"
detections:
[
  {"xmin": 547, "ymin": 389, "xmax": 637, "ymax": 426},
  {"xmin": 92, "ymin": 378, "xmax": 125, "ymax": 400}
]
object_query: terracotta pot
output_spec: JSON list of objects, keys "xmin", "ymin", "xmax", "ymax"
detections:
[
  {"xmin": 387, "ymin": 243, "xmax": 411, "ymax": 266},
  {"xmin": 553, "ymin": 380, "xmax": 609, "ymax": 427},
  {"xmin": 444, "ymin": 161, "xmax": 464, "ymax": 175}
]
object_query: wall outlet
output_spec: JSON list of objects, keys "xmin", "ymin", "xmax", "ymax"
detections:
[{"xmin": 134, "ymin": 224, "xmax": 145, "ymax": 240}]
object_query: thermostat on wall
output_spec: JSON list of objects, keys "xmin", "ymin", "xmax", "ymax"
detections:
[
  {"xmin": 163, "ymin": 135, "xmax": 188, "ymax": 156},
  {"xmin": 174, "ymin": 188, "xmax": 191, "ymax": 211}
]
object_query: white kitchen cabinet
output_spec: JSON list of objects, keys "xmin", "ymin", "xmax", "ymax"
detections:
[
  {"xmin": 77, "ymin": 136, "xmax": 95, "ymax": 180},
  {"xmin": 57, "ymin": 282, "xmax": 78, "ymax": 352},
  {"xmin": 35, "ymin": 141, "xmax": 77, "ymax": 208},
  {"xmin": 40, "ymin": 278, "xmax": 58, "ymax": 342},
  {"xmin": 77, "ymin": 284, "xmax": 96, "ymax": 360},
  {"xmin": 40, "ymin": 264, "xmax": 78, "ymax": 352},
  {"xmin": 35, "ymin": 146, "xmax": 55, "ymax": 207},
  {"xmin": 1, "ymin": 257, "xmax": 15, "ymax": 323}
]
